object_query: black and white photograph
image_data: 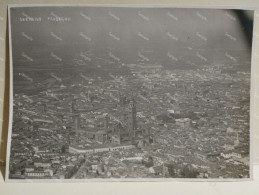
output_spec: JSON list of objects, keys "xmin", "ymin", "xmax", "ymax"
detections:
[{"xmin": 6, "ymin": 5, "xmax": 254, "ymax": 181}]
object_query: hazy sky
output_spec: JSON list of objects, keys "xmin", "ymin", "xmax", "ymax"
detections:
[{"xmin": 10, "ymin": 6, "xmax": 254, "ymax": 68}]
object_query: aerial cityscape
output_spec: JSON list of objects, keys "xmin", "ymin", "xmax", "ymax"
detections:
[{"xmin": 7, "ymin": 6, "xmax": 253, "ymax": 180}]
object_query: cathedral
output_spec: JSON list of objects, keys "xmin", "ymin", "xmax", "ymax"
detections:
[{"xmin": 71, "ymin": 94, "xmax": 154, "ymax": 148}]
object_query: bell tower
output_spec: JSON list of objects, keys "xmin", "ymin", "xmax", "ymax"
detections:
[{"xmin": 131, "ymin": 98, "xmax": 137, "ymax": 137}]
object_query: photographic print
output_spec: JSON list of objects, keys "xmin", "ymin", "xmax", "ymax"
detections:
[{"xmin": 6, "ymin": 5, "xmax": 254, "ymax": 181}]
